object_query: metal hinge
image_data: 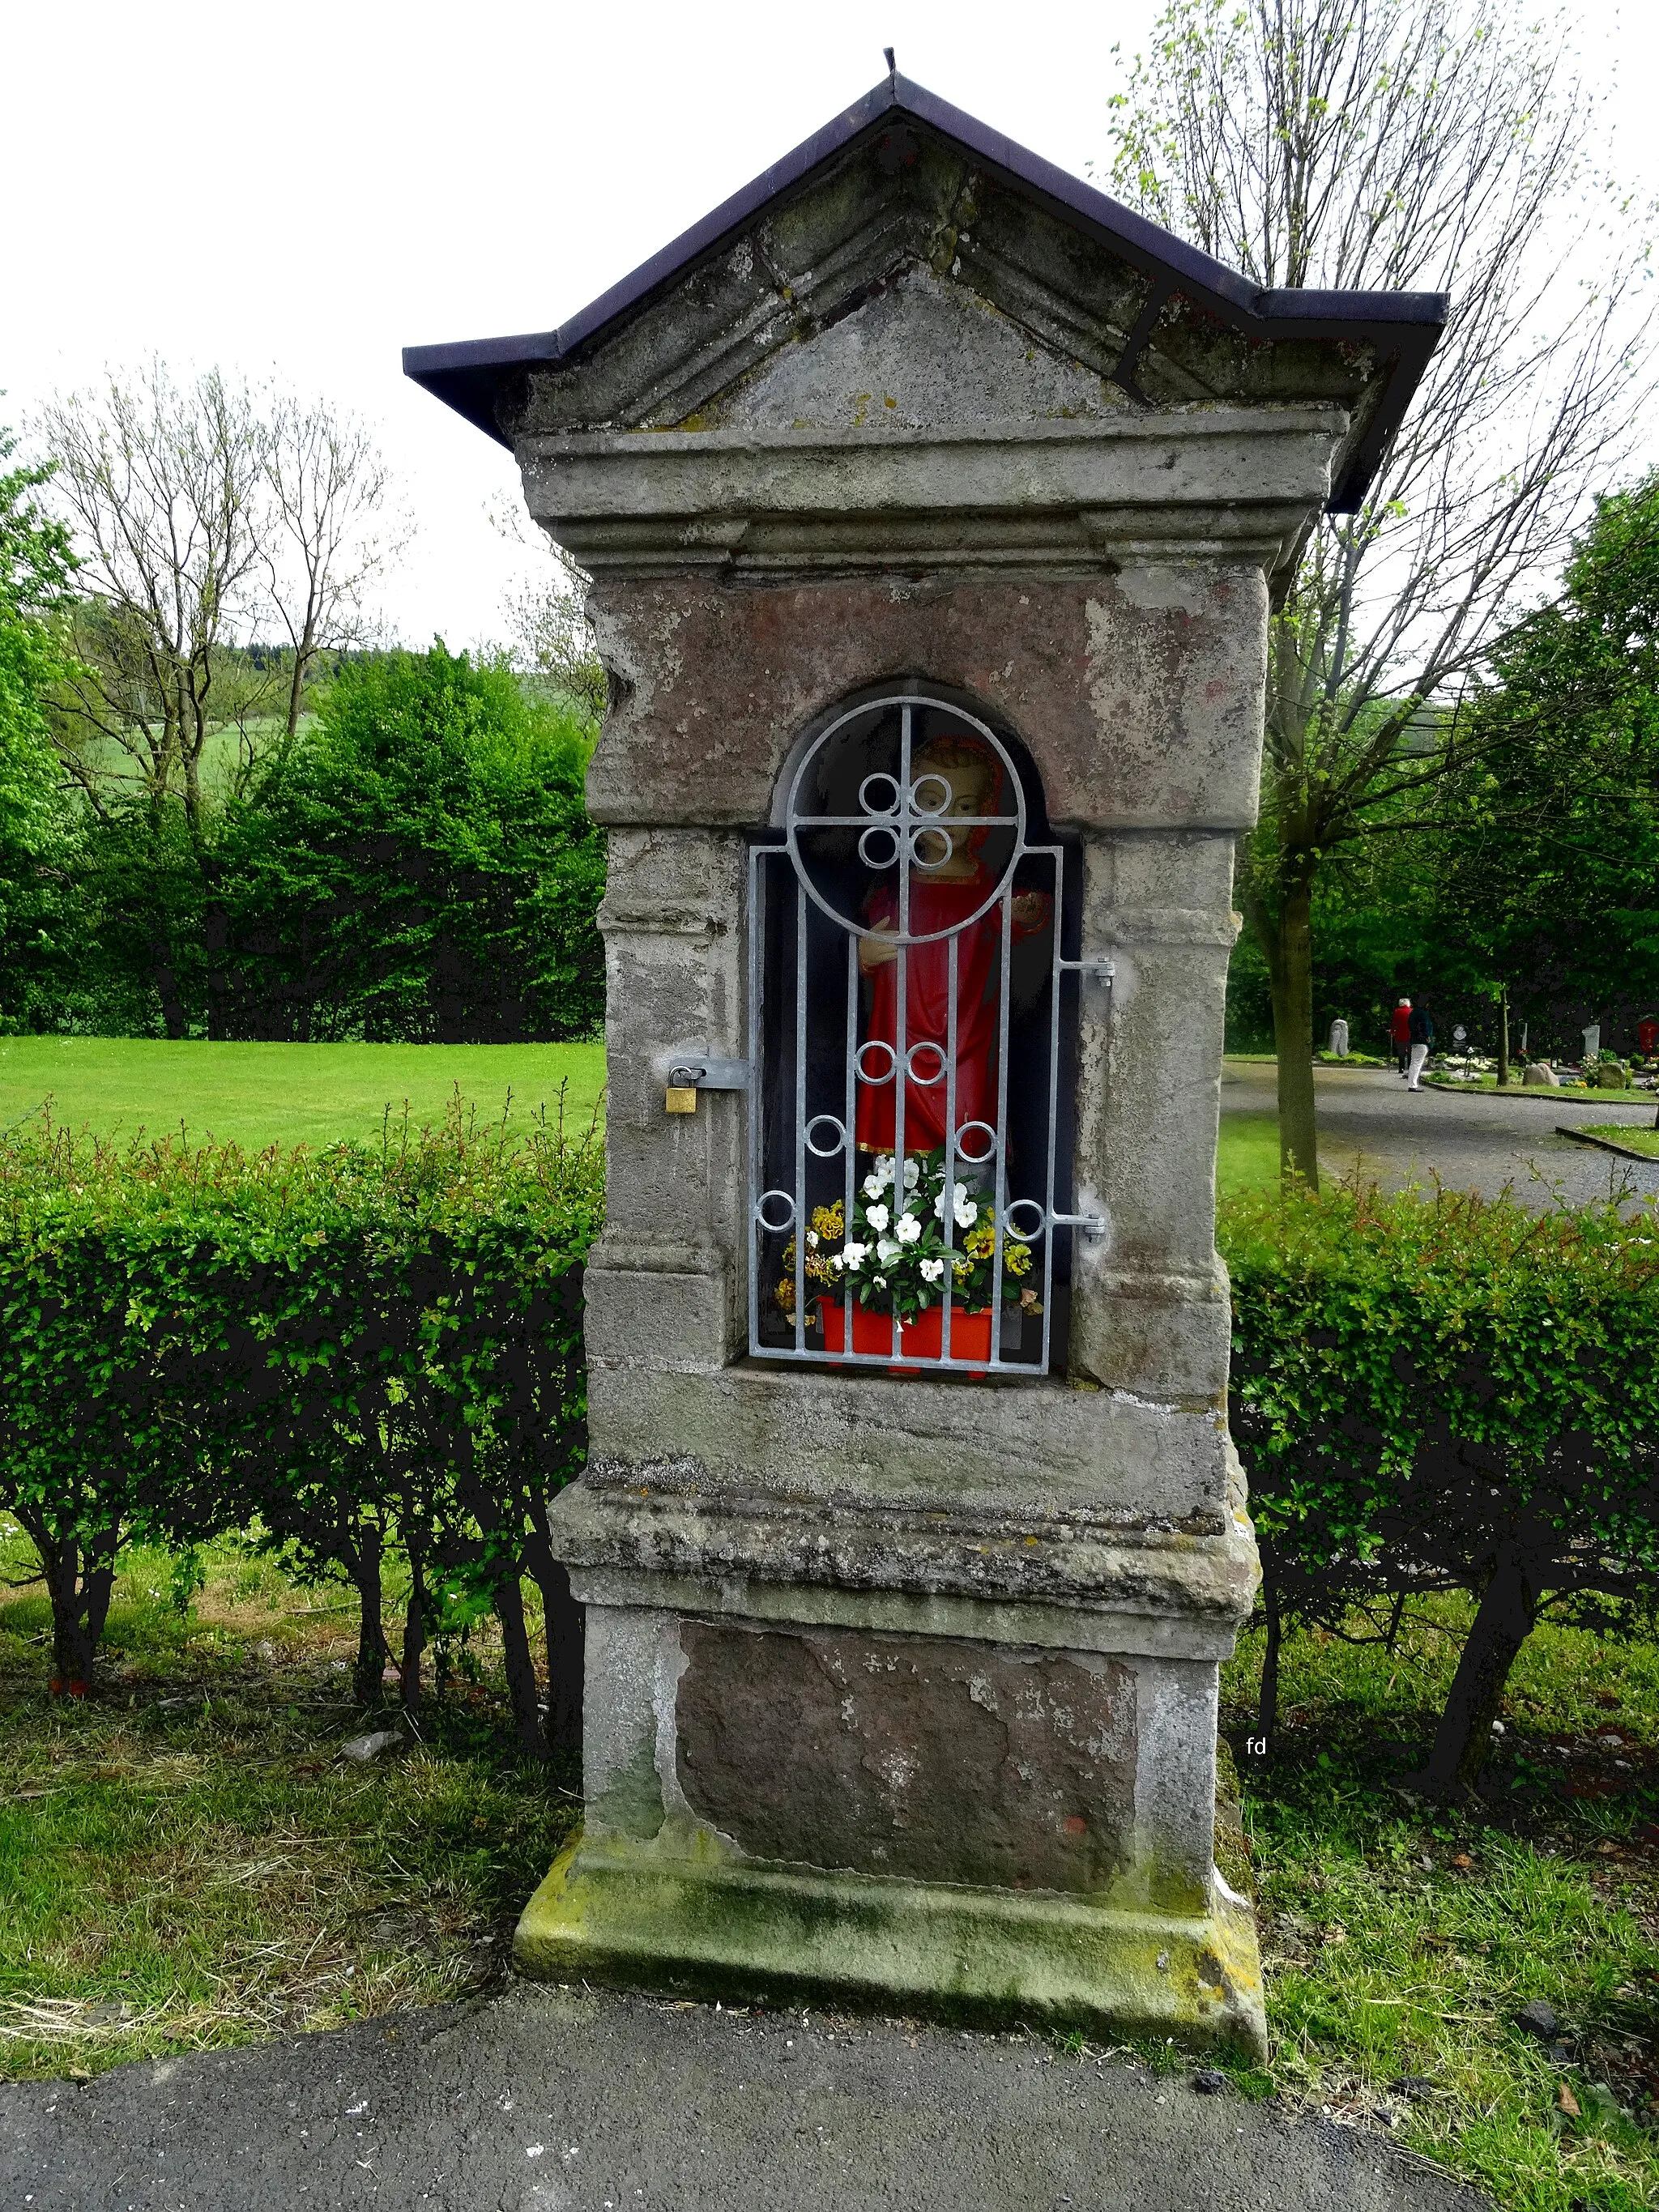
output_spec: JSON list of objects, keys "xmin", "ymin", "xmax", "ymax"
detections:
[{"xmin": 1058, "ymin": 953, "xmax": 1115, "ymax": 987}]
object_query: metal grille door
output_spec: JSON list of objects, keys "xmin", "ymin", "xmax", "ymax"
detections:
[{"xmin": 748, "ymin": 695, "xmax": 1104, "ymax": 1375}]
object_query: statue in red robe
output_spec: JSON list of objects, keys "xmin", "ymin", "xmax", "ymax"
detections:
[{"xmin": 854, "ymin": 734, "xmax": 1049, "ymax": 1156}]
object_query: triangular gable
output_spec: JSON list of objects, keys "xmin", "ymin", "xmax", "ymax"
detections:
[{"xmin": 405, "ymin": 72, "xmax": 1444, "ymax": 514}]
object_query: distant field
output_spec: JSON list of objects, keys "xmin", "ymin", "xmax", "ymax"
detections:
[{"xmin": 0, "ymin": 1038, "xmax": 607, "ymax": 1153}]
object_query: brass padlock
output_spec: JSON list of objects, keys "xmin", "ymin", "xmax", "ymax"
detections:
[{"xmin": 665, "ymin": 1085, "xmax": 698, "ymax": 1115}]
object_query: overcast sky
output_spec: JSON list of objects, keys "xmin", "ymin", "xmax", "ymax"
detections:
[{"xmin": 5, "ymin": 0, "xmax": 1654, "ymax": 650}]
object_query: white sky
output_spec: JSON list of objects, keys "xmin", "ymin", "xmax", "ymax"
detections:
[{"xmin": 5, "ymin": 0, "xmax": 1655, "ymax": 649}]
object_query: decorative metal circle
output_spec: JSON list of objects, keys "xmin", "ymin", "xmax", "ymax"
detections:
[
  {"xmin": 911, "ymin": 826, "xmax": 953, "ymax": 871},
  {"xmin": 1003, "ymin": 1197, "xmax": 1047, "ymax": 1242},
  {"xmin": 854, "ymin": 1039, "xmax": 898, "ymax": 1085},
  {"xmin": 805, "ymin": 1114, "xmax": 848, "ymax": 1158},
  {"xmin": 954, "ymin": 1120, "xmax": 998, "ymax": 1165},
  {"xmin": 904, "ymin": 1042, "xmax": 947, "ymax": 1088},
  {"xmin": 784, "ymin": 694, "xmax": 1027, "ymax": 945},
  {"xmin": 755, "ymin": 1188, "xmax": 797, "ymax": 1234}
]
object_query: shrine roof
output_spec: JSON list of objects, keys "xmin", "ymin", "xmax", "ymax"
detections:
[{"xmin": 403, "ymin": 70, "xmax": 1445, "ymax": 514}]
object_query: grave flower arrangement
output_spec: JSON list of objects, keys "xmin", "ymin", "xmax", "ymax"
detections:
[{"xmin": 775, "ymin": 1147, "xmax": 1034, "ymax": 1324}]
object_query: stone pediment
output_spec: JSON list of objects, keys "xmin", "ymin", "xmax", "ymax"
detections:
[{"xmin": 406, "ymin": 73, "xmax": 1444, "ymax": 518}]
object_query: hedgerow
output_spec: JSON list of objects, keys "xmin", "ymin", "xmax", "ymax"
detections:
[
  {"xmin": 1222, "ymin": 1179, "xmax": 1659, "ymax": 1794},
  {"xmin": 0, "ymin": 1102, "xmax": 603, "ymax": 1752}
]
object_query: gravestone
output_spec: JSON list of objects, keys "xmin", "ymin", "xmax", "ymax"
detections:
[
  {"xmin": 406, "ymin": 71, "xmax": 1443, "ymax": 2059},
  {"xmin": 1328, "ymin": 1019, "xmax": 1350, "ymax": 1058}
]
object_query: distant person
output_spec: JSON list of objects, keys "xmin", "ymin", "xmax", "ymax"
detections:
[
  {"xmin": 1405, "ymin": 1001, "xmax": 1435, "ymax": 1091},
  {"xmin": 1391, "ymin": 997, "xmax": 1413, "ymax": 1076}
]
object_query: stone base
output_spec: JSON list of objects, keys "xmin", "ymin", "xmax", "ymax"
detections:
[{"xmin": 514, "ymin": 1830, "xmax": 1268, "ymax": 2061}]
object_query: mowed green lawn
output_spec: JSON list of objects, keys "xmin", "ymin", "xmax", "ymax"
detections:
[{"xmin": 0, "ymin": 1038, "xmax": 607, "ymax": 1153}]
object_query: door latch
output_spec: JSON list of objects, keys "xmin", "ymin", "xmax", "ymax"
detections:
[{"xmin": 653, "ymin": 1038, "xmax": 751, "ymax": 1115}]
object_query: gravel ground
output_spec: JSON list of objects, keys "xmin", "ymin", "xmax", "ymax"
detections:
[
  {"xmin": 1225, "ymin": 1063, "xmax": 1659, "ymax": 1211},
  {"xmin": 0, "ymin": 1983, "xmax": 1483, "ymax": 2212}
]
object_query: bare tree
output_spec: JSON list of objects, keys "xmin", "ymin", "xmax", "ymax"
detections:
[
  {"xmin": 37, "ymin": 364, "xmax": 399, "ymax": 1033},
  {"xmin": 490, "ymin": 494, "xmax": 607, "ymax": 724},
  {"xmin": 1107, "ymin": 0, "xmax": 1657, "ymax": 1181},
  {"xmin": 262, "ymin": 393, "xmax": 402, "ymax": 741}
]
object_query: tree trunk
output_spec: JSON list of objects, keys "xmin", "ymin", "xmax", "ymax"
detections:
[
  {"xmin": 494, "ymin": 1572, "xmax": 545, "ymax": 1755},
  {"xmin": 1413, "ymin": 1548, "xmax": 1538, "ymax": 1796},
  {"xmin": 534, "ymin": 1558, "xmax": 585, "ymax": 1758},
  {"xmin": 19, "ymin": 1515, "xmax": 121, "ymax": 1694},
  {"xmin": 1269, "ymin": 880, "xmax": 1319, "ymax": 1189},
  {"xmin": 399, "ymin": 1557, "xmax": 429, "ymax": 1711},
  {"xmin": 349, "ymin": 1524, "xmax": 389, "ymax": 1707},
  {"xmin": 151, "ymin": 935, "xmax": 187, "ymax": 1042}
]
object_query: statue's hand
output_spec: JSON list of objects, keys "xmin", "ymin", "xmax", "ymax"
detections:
[
  {"xmin": 1009, "ymin": 891, "xmax": 1049, "ymax": 930},
  {"xmin": 858, "ymin": 930, "xmax": 900, "ymax": 971}
]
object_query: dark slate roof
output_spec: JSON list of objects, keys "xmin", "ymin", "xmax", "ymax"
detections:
[{"xmin": 403, "ymin": 70, "xmax": 1446, "ymax": 513}]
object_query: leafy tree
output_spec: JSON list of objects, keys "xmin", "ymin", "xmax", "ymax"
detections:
[
  {"xmin": 220, "ymin": 642, "xmax": 605, "ymax": 1042},
  {"xmin": 37, "ymin": 364, "xmax": 397, "ymax": 1034},
  {"xmin": 1431, "ymin": 474, "xmax": 1659, "ymax": 1053},
  {"xmin": 0, "ymin": 424, "xmax": 79, "ymax": 1028},
  {"xmin": 1109, "ymin": 0, "xmax": 1657, "ymax": 1182}
]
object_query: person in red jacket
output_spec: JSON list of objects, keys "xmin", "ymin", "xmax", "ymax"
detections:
[{"xmin": 1390, "ymin": 998, "xmax": 1413, "ymax": 1077}]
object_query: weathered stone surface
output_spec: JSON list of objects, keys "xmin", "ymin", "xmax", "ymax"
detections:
[
  {"xmin": 581, "ymin": 572, "xmax": 1269, "ymax": 833},
  {"xmin": 1523, "ymin": 1063, "xmax": 1559, "ymax": 1087},
  {"xmin": 673, "ymin": 1622, "xmax": 1136, "ymax": 1892}
]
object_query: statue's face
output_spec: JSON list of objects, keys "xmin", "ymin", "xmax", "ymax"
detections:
[{"xmin": 914, "ymin": 752, "xmax": 996, "ymax": 866}]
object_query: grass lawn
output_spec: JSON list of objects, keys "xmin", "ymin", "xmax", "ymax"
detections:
[
  {"xmin": 1218, "ymin": 1605, "xmax": 1659, "ymax": 2211},
  {"xmin": 1583, "ymin": 1127, "xmax": 1659, "ymax": 1159},
  {"xmin": 0, "ymin": 1038, "xmax": 606, "ymax": 1153},
  {"xmin": 5, "ymin": 1524, "xmax": 1656, "ymax": 2208},
  {"xmin": 0, "ymin": 1528, "xmax": 578, "ymax": 2083},
  {"xmin": 1218, "ymin": 1110, "xmax": 1281, "ymax": 1197}
]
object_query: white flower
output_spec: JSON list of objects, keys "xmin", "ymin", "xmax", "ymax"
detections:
[
  {"xmin": 919, "ymin": 1256, "xmax": 945, "ymax": 1283},
  {"xmin": 865, "ymin": 1203, "xmax": 890, "ymax": 1233},
  {"xmin": 863, "ymin": 1156, "xmax": 896, "ymax": 1200},
  {"xmin": 902, "ymin": 1157, "xmax": 921, "ymax": 1189},
  {"xmin": 871, "ymin": 1274, "xmax": 888, "ymax": 1290},
  {"xmin": 894, "ymin": 1213, "xmax": 922, "ymax": 1245},
  {"xmin": 842, "ymin": 1241, "xmax": 868, "ymax": 1270},
  {"xmin": 806, "ymin": 1230, "xmax": 819, "ymax": 1248},
  {"xmin": 876, "ymin": 1237, "xmax": 901, "ymax": 1264},
  {"xmin": 935, "ymin": 1181, "xmax": 977, "ymax": 1229}
]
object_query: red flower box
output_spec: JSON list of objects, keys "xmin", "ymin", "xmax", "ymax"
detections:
[{"xmin": 816, "ymin": 1297, "xmax": 993, "ymax": 1367}]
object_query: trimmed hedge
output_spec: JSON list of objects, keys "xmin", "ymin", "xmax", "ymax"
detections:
[
  {"xmin": 0, "ymin": 1105, "xmax": 602, "ymax": 1750},
  {"xmin": 1222, "ymin": 1181, "xmax": 1659, "ymax": 1792},
  {"xmin": 7, "ymin": 1115, "xmax": 1657, "ymax": 1792}
]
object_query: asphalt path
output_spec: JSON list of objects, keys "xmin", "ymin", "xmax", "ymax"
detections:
[
  {"xmin": 1225, "ymin": 1063, "xmax": 1659, "ymax": 1211},
  {"xmin": 1, "ymin": 1983, "xmax": 1483, "ymax": 2212}
]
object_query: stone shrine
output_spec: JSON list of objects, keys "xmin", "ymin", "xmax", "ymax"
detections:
[{"xmin": 406, "ymin": 70, "xmax": 1443, "ymax": 2056}]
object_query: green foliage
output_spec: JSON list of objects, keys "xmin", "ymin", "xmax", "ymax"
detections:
[
  {"xmin": 216, "ymin": 641, "xmax": 605, "ymax": 1042},
  {"xmin": 0, "ymin": 427, "xmax": 80, "ymax": 1029},
  {"xmin": 0, "ymin": 1101, "xmax": 603, "ymax": 1735},
  {"xmin": 1435, "ymin": 472, "xmax": 1659, "ymax": 1046}
]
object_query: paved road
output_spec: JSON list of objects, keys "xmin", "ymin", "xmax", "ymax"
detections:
[
  {"xmin": 1225, "ymin": 1064, "xmax": 1659, "ymax": 1210},
  {"xmin": 1, "ymin": 1983, "xmax": 1480, "ymax": 2212}
]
